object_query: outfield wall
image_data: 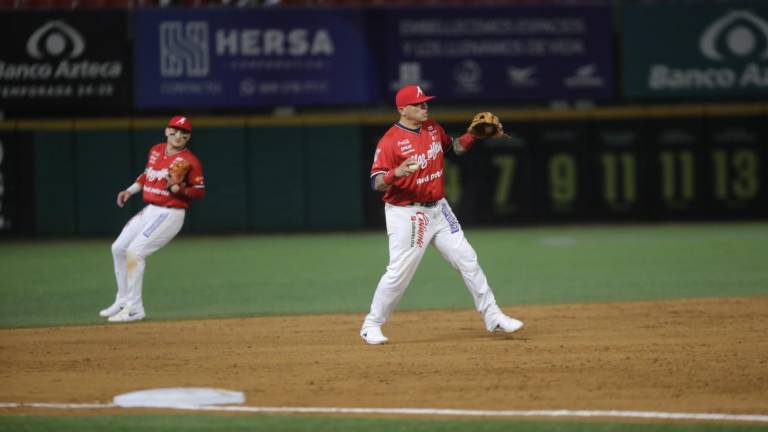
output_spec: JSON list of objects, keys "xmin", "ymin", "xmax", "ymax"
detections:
[
  {"xmin": 1, "ymin": 104, "xmax": 766, "ymax": 236},
  {"xmin": 0, "ymin": 118, "xmax": 365, "ymax": 236}
]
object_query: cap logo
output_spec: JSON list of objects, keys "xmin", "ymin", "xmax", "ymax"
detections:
[
  {"xmin": 175, "ymin": 117, "xmax": 187, "ymax": 126},
  {"xmin": 416, "ymin": 86, "xmax": 424, "ymax": 97}
]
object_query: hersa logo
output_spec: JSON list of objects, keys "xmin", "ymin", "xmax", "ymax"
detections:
[
  {"xmin": 160, "ymin": 21, "xmax": 210, "ymax": 78},
  {"xmin": 159, "ymin": 20, "xmax": 335, "ymax": 78}
]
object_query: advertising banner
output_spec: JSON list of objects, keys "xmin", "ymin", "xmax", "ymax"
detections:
[
  {"xmin": 0, "ymin": 11, "xmax": 132, "ymax": 115},
  {"xmin": 373, "ymin": 5, "xmax": 615, "ymax": 104},
  {"xmin": 134, "ymin": 9, "xmax": 376, "ymax": 108},
  {"xmin": 622, "ymin": 3, "xmax": 768, "ymax": 99}
]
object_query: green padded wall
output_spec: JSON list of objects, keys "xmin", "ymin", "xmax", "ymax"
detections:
[
  {"xmin": 30, "ymin": 122, "xmax": 367, "ymax": 235},
  {"xmin": 185, "ymin": 127, "xmax": 249, "ymax": 233},
  {"xmin": 304, "ymin": 125, "xmax": 363, "ymax": 229},
  {"xmin": 248, "ymin": 126, "xmax": 306, "ymax": 230},
  {"xmin": 74, "ymin": 130, "xmax": 133, "ymax": 235},
  {"xmin": 34, "ymin": 131, "xmax": 76, "ymax": 236}
]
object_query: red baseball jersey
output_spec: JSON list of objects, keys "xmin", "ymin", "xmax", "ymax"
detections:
[
  {"xmin": 135, "ymin": 143, "xmax": 205, "ymax": 209},
  {"xmin": 371, "ymin": 120, "xmax": 453, "ymax": 206}
]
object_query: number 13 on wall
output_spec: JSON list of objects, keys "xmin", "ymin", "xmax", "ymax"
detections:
[{"xmin": 711, "ymin": 148, "xmax": 760, "ymax": 203}]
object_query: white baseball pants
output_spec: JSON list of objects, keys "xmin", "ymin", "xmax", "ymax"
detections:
[
  {"xmin": 110, "ymin": 204, "xmax": 185, "ymax": 309},
  {"xmin": 362, "ymin": 198, "xmax": 507, "ymax": 332}
]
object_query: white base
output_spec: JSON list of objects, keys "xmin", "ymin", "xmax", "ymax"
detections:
[{"xmin": 113, "ymin": 387, "xmax": 245, "ymax": 408}]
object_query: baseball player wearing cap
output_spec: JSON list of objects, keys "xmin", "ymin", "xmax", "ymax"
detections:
[
  {"xmin": 360, "ymin": 85, "xmax": 523, "ymax": 344},
  {"xmin": 99, "ymin": 116, "xmax": 205, "ymax": 322}
]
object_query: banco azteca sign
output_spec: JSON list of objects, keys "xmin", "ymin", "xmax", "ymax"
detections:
[
  {"xmin": 0, "ymin": 12, "xmax": 129, "ymax": 109},
  {"xmin": 0, "ymin": 20, "xmax": 121, "ymax": 82},
  {"xmin": 622, "ymin": 4, "xmax": 768, "ymax": 99},
  {"xmin": 650, "ymin": 10, "xmax": 768, "ymax": 91}
]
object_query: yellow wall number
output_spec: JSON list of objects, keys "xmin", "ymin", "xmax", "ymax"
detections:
[
  {"xmin": 712, "ymin": 149, "xmax": 759, "ymax": 201},
  {"xmin": 600, "ymin": 152, "xmax": 637, "ymax": 206},
  {"xmin": 492, "ymin": 155, "xmax": 516, "ymax": 214},
  {"xmin": 549, "ymin": 153, "xmax": 577, "ymax": 207},
  {"xmin": 660, "ymin": 150, "xmax": 695, "ymax": 204}
]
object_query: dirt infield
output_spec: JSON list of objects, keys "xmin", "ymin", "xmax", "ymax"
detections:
[{"xmin": 1, "ymin": 297, "xmax": 767, "ymax": 417}]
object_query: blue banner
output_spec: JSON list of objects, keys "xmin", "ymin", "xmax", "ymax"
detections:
[
  {"xmin": 134, "ymin": 9, "xmax": 376, "ymax": 108},
  {"xmin": 373, "ymin": 6, "xmax": 615, "ymax": 104}
]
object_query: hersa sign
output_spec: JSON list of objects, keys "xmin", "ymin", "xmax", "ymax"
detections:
[{"xmin": 214, "ymin": 28, "xmax": 335, "ymax": 57}]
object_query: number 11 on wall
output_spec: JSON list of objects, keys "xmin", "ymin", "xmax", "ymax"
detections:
[
  {"xmin": 600, "ymin": 152, "xmax": 637, "ymax": 206},
  {"xmin": 659, "ymin": 150, "xmax": 695, "ymax": 206}
]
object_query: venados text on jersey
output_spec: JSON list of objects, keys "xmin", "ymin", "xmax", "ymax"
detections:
[
  {"xmin": 413, "ymin": 141, "xmax": 443, "ymax": 168},
  {"xmin": 145, "ymin": 167, "xmax": 169, "ymax": 182},
  {"xmin": 415, "ymin": 169, "xmax": 443, "ymax": 185}
]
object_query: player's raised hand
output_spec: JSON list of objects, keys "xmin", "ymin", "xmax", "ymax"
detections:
[{"xmin": 116, "ymin": 190, "xmax": 132, "ymax": 208}]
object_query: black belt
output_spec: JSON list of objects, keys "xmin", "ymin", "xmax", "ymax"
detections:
[{"xmin": 409, "ymin": 201, "xmax": 439, "ymax": 208}]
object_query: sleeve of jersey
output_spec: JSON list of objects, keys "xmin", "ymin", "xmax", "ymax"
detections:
[
  {"xmin": 370, "ymin": 139, "xmax": 398, "ymax": 188},
  {"xmin": 181, "ymin": 158, "xmax": 205, "ymax": 200},
  {"xmin": 371, "ymin": 140, "xmax": 394, "ymax": 175}
]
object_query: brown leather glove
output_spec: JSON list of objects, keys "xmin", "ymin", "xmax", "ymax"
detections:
[
  {"xmin": 167, "ymin": 159, "xmax": 190, "ymax": 189},
  {"xmin": 467, "ymin": 112, "xmax": 507, "ymax": 139}
]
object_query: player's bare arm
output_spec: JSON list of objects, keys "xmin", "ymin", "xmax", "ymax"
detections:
[
  {"xmin": 373, "ymin": 157, "xmax": 419, "ymax": 192},
  {"xmin": 116, "ymin": 191, "xmax": 131, "ymax": 208},
  {"xmin": 116, "ymin": 183, "xmax": 142, "ymax": 208}
]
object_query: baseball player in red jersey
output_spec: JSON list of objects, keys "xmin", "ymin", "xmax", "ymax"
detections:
[
  {"xmin": 99, "ymin": 116, "xmax": 205, "ymax": 322},
  {"xmin": 360, "ymin": 85, "xmax": 523, "ymax": 344}
]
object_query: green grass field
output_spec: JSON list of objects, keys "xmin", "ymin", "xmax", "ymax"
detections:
[
  {"xmin": 0, "ymin": 414, "xmax": 765, "ymax": 432},
  {"xmin": 2, "ymin": 222, "xmax": 768, "ymax": 431}
]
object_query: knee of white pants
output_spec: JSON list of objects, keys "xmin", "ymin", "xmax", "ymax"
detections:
[
  {"xmin": 111, "ymin": 240, "xmax": 126, "ymax": 257},
  {"xmin": 126, "ymin": 248, "xmax": 146, "ymax": 262}
]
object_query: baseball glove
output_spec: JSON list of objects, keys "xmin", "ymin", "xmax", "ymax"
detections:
[
  {"xmin": 467, "ymin": 112, "xmax": 507, "ymax": 140},
  {"xmin": 167, "ymin": 159, "xmax": 190, "ymax": 187}
]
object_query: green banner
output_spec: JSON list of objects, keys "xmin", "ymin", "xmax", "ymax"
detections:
[{"xmin": 621, "ymin": 3, "xmax": 768, "ymax": 99}]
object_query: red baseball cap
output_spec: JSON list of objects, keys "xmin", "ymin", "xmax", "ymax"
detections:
[
  {"xmin": 395, "ymin": 84, "xmax": 435, "ymax": 108},
  {"xmin": 167, "ymin": 115, "xmax": 192, "ymax": 132}
]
